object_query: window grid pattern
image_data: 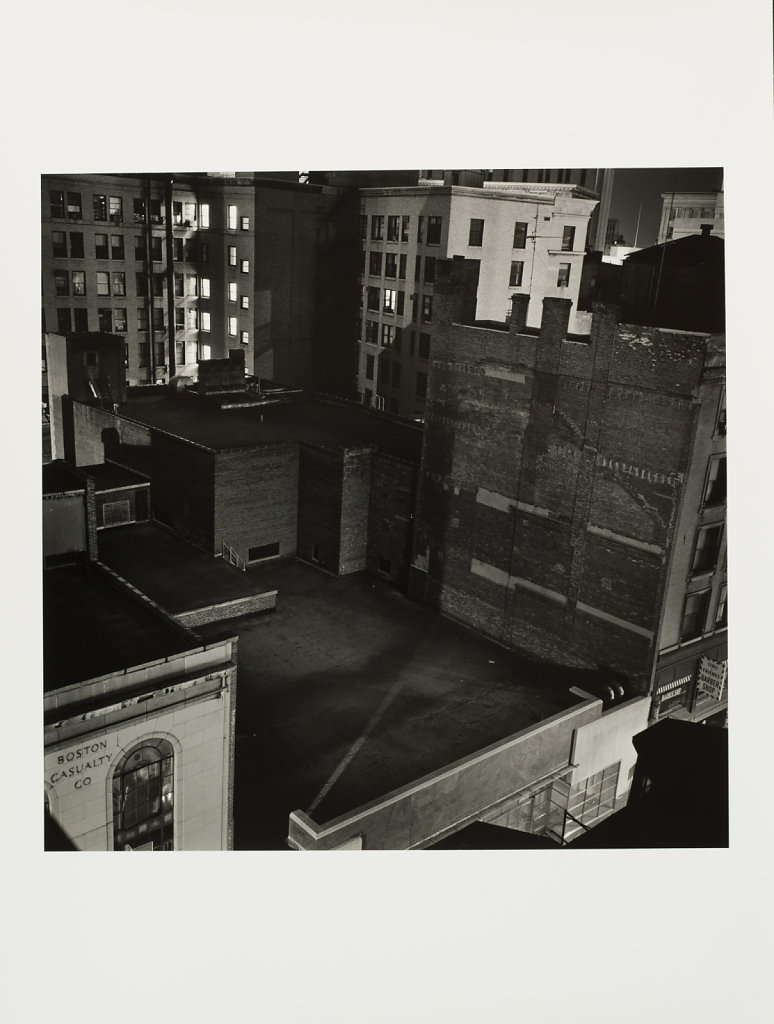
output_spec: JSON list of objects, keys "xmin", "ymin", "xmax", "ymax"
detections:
[{"xmin": 112, "ymin": 740, "xmax": 174, "ymax": 851}]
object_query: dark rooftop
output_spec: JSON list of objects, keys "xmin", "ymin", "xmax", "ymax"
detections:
[
  {"xmin": 43, "ymin": 565, "xmax": 194, "ymax": 692},
  {"xmin": 42, "ymin": 460, "xmax": 84, "ymax": 496},
  {"xmin": 116, "ymin": 391, "xmax": 423, "ymax": 462},
  {"xmin": 195, "ymin": 560, "xmax": 594, "ymax": 850},
  {"xmin": 80, "ymin": 462, "xmax": 150, "ymax": 491}
]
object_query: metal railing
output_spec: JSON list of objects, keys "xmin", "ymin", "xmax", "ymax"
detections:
[{"xmin": 221, "ymin": 541, "xmax": 246, "ymax": 572}]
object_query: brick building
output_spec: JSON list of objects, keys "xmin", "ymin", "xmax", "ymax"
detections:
[
  {"xmin": 41, "ymin": 173, "xmax": 357, "ymax": 394},
  {"xmin": 409, "ymin": 258, "xmax": 726, "ymax": 721}
]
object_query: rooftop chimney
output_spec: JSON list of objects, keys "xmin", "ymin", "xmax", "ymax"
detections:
[{"xmin": 700, "ymin": 223, "xmax": 713, "ymax": 237}]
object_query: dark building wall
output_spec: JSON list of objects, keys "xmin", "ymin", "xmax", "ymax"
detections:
[
  {"xmin": 339, "ymin": 449, "xmax": 372, "ymax": 575},
  {"xmin": 367, "ymin": 453, "xmax": 418, "ymax": 588},
  {"xmin": 412, "ymin": 258, "xmax": 710, "ymax": 690},
  {"xmin": 214, "ymin": 444, "xmax": 299, "ymax": 562},
  {"xmin": 147, "ymin": 433, "xmax": 216, "ymax": 552},
  {"xmin": 94, "ymin": 486, "xmax": 150, "ymax": 528},
  {"xmin": 43, "ymin": 494, "xmax": 87, "ymax": 565},
  {"xmin": 297, "ymin": 446, "xmax": 343, "ymax": 572}
]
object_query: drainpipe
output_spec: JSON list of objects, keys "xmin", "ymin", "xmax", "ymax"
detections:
[
  {"xmin": 165, "ymin": 176, "xmax": 176, "ymax": 379},
  {"xmin": 144, "ymin": 175, "xmax": 156, "ymax": 382}
]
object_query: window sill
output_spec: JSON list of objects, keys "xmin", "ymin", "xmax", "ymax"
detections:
[{"xmin": 548, "ymin": 249, "xmax": 584, "ymax": 256}]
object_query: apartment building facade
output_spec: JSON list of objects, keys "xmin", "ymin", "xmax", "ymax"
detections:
[
  {"xmin": 657, "ymin": 189, "xmax": 724, "ymax": 243},
  {"xmin": 355, "ymin": 184, "xmax": 598, "ymax": 419},
  {"xmin": 41, "ymin": 173, "xmax": 354, "ymax": 392}
]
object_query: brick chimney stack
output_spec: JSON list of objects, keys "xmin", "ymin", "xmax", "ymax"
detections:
[{"xmin": 508, "ymin": 293, "xmax": 530, "ymax": 332}]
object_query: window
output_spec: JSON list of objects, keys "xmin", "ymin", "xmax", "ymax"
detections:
[
  {"xmin": 95, "ymin": 233, "xmax": 109, "ymax": 259},
  {"xmin": 387, "ymin": 215, "xmax": 400, "ymax": 241},
  {"xmin": 228, "ymin": 205, "xmax": 238, "ymax": 230},
  {"xmin": 401, "ymin": 216, "xmax": 410, "ymax": 242},
  {"xmin": 200, "ymin": 277, "xmax": 211, "ymax": 298},
  {"xmin": 67, "ymin": 192, "xmax": 82, "ymax": 219},
  {"xmin": 367, "ymin": 286, "xmax": 380, "ymax": 311},
  {"xmin": 423, "ymin": 217, "xmax": 442, "ymax": 244},
  {"xmin": 415, "ymin": 255, "xmax": 422, "ymax": 282},
  {"xmin": 69, "ymin": 232, "xmax": 84, "ymax": 258},
  {"xmin": 175, "ymin": 308, "xmax": 185, "ymax": 332},
  {"xmin": 716, "ymin": 389, "xmax": 727, "ymax": 437},
  {"xmin": 513, "ymin": 222, "xmax": 528, "ymax": 249},
  {"xmin": 509, "ymin": 261, "xmax": 524, "ymax": 287},
  {"xmin": 692, "ymin": 524, "xmax": 723, "ymax": 575},
  {"xmin": 371, "ymin": 215, "xmax": 384, "ymax": 240},
  {"xmin": 98, "ymin": 308, "xmax": 113, "ymax": 332},
  {"xmin": 52, "ymin": 231, "xmax": 67, "ymax": 258},
  {"xmin": 240, "ymin": 294, "xmax": 249, "ymax": 310},
  {"xmin": 240, "ymin": 330, "xmax": 249, "ymax": 345},
  {"xmin": 185, "ymin": 274, "xmax": 197, "ymax": 297},
  {"xmin": 50, "ymin": 190, "xmax": 65, "ymax": 218},
  {"xmin": 200, "ymin": 203, "xmax": 210, "ymax": 229},
  {"xmin": 133, "ymin": 197, "xmax": 146, "ymax": 224},
  {"xmin": 114, "ymin": 308, "xmax": 127, "ymax": 332},
  {"xmin": 56, "ymin": 308, "xmax": 71, "ymax": 334},
  {"xmin": 381, "ymin": 252, "xmax": 397, "ymax": 279},
  {"xmin": 175, "ymin": 339, "xmax": 185, "ymax": 364},
  {"xmin": 384, "ymin": 288, "xmax": 397, "ymax": 313},
  {"xmin": 703, "ymin": 456, "xmax": 727, "ymax": 506},
  {"xmin": 422, "ymin": 295, "xmax": 433, "ymax": 323},
  {"xmin": 228, "ymin": 316, "xmax": 237, "ymax": 336},
  {"xmin": 152, "ymin": 307, "xmax": 164, "ymax": 331},
  {"xmin": 382, "ymin": 323, "xmax": 394, "ymax": 348},
  {"xmin": 172, "ymin": 201, "xmax": 183, "ymax": 225},
  {"xmin": 72, "ymin": 271, "xmax": 86, "ymax": 295},
  {"xmin": 174, "ymin": 273, "xmax": 184, "ymax": 297},
  {"xmin": 562, "ymin": 225, "xmax": 576, "ymax": 251},
  {"xmin": 228, "ymin": 282, "xmax": 237, "ymax": 302},
  {"xmin": 137, "ymin": 308, "xmax": 149, "ymax": 332},
  {"xmin": 112, "ymin": 272, "xmax": 126, "ymax": 296},
  {"xmin": 149, "ymin": 199, "xmax": 163, "ymax": 224},
  {"xmin": 468, "ymin": 218, "xmax": 484, "ymax": 246},
  {"xmin": 249, "ymin": 542, "xmax": 280, "ymax": 562},
  {"xmin": 111, "ymin": 234, "xmax": 124, "ymax": 260},
  {"xmin": 154, "ymin": 341, "xmax": 166, "ymax": 365},
  {"xmin": 369, "ymin": 251, "xmax": 383, "ymax": 276},
  {"xmin": 394, "ymin": 326, "xmax": 403, "ymax": 352},
  {"xmin": 557, "ymin": 263, "xmax": 571, "ymax": 287},
  {"xmin": 109, "ymin": 196, "xmax": 123, "ymax": 224},
  {"xmin": 715, "ymin": 585, "xmax": 728, "ymax": 628},
  {"xmin": 151, "ymin": 236, "xmax": 163, "ymax": 262},
  {"xmin": 418, "ymin": 333, "xmax": 430, "ymax": 359},
  {"xmin": 201, "ymin": 311, "xmax": 211, "ymax": 332},
  {"xmin": 392, "ymin": 362, "xmax": 401, "ymax": 388},
  {"xmin": 365, "ymin": 354, "xmax": 374, "ymax": 380},
  {"xmin": 241, "ymin": 216, "xmax": 250, "ymax": 230},
  {"xmin": 681, "ymin": 591, "xmax": 710, "ymax": 641},
  {"xmin": 74, "ymin": 308, "xmax": 88, "ymax": 332},
  {"xmin": 200, "ymin": 242, "xmax": 209, "ymax": 265},
  {"xmin": 152, "ymin": 273, "xmax": 164, "ymax": 297},
  {"xmin": 398, "ymin": 253, "xmax": 407, "ymax": 280},
  {"xmin": 365, "ymin": 320, "xmax": 379, "ymax": 345},
  {"xmin": 417, "ymin": 216, "xmax": 424, "ymax": 243},
  {"xmin": 110, "ymin": 736, "xmax": 175, "ymax": 854},
  {"xmin": 135, "ymin": 272, "xmax": 147, "ymax": 296},
  {"xmin": 416, "ymin": 371, "xmax": 428, "ymax": 399},
  {"xmin": 228, "ymin": 246, "xmax": 237, "ymax": 266},
  {"xmin": 135, "ymin": 235, "xmax": 146, "ymax": 261},
  {"xmin": 424, "ymin": 257, "xmax": 436, "ymax": 284}
]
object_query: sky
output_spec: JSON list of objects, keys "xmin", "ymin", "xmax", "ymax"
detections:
[{"xmin": 609, "ymin": 167, "xmax": 724, "ymax": 247}]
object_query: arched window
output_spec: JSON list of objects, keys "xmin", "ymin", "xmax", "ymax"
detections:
[{"xmin": 112, "ymin": 739, "xmax": 174, "ymax": 851}]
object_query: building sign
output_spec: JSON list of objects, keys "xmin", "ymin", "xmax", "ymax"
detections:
[
  {"xmin": 697, "ymin": 657, "xmax": 727, "ymax": 701},
  {"xmin": 655, "ymin": 674, "xmax": 692, "ymax": 713},
  {"xmin": 46, "ymin": 739, "xmax": 114, "ymax": 791}
]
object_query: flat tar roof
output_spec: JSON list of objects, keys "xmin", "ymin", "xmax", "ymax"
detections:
[
  {"xmin": 116, "ymin": 392, "xmax": 423, "ymax": 462},
  {"xmin": 80, "ymin": 462, "xmax": 150, "ymax": 491},
  {"xmin": 43, "ymin": 565, "xmax": 194, "ymax": 692},
  {"xmin": 196, "ymin": 560, "xmax": 593, "ymax": 850},
  {"xmin": 42, "ymin": 461, "xmax": 84, "ymax": 496}
]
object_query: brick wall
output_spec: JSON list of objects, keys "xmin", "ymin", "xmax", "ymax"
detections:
[
  {"xmin": 339, "ymin": 449, "xmax": 372, "ymax": 575},
  {"xmin": 367, "ymin": 453, "xmax": 418, "ymax": 588},
  {"xmin": 297, "ymin": 445, "xmax": 343, "ymax": 571}
]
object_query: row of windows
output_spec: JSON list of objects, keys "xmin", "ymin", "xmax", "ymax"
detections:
[
  {"xmin": 49, "ymin": 191, "xmax": 214, "ymax": 229},
  {"xmin": 365, "ymin": 251, "xmax": 440, "ymax": 284},
  {"xmin": 53, "ymin": 268, "xmax": 250, "ymax": 306},
  {"xmin": 361, "ymin": 215, "xmax": 543, "ymax": 253},
  {"xmin": 668, "ymin": 206, "xmax": 717, "ymax": 220},
  {"xmin": 681, "ymin": 583, "xmax": 727, "ymax": 642},
  {"xmin": 361, "ymin": 321, "xmax": 431, "ymax": 359},
  {"xmin": 54, "ymin": 304, "xmax": 251, "ymax": 339}
]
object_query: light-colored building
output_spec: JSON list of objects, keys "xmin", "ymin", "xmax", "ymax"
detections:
[
  {"xmin": 657, "ymin": 189, "xmax": 724, "ymax": 243},
  {"xmin": 356, "ymin": 183, "xmax": 598, "ymax": 418}
]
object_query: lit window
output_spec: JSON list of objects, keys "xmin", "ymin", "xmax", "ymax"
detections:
[
  {"xmin": 201, "ymin": 311, "xmax": 211, "ymax": 332},
  {"xmin": 133, "ymin": 198, "xmax": 146, "ymax": 224},
  {"xmin": 513, "ymin": 222, "xmax": 528, "ymax": 248},
  {"xmin": 468, "ymin": 218, "xmax": 484, "ymax": 246},
  {"xmin": 93, "ymin": 194, "xmax": 108, "ymax": 221},
  {"xmin": 241, "ymin": 259, "xmax": 249, "ymax": 273},
  {"xmin": 201, "ymin": 277, "xmax": 211, "ymax": 298},
  {"xmin": 509, "ymin": 261, "xmax": 524, "ymax": 287},
  {"xmin": 228, "ymin": 282, "xmax": 237, "ymax": 302},
  {"xmin": 241, "ymin": 216, "xmax": 250, "ymax": 230},
  {"xmin": 562, "ymin": 225, "xmax": 576, "ymax": 251},
  {"xmin": 149, "ymin": 199, "xmax": 163, "ymax": 224},
  {"xmin": 426, "ymin": 216, "xmax": 442, "ymax": 245},
  {"xmin": 228, "ymin": 316, "xmax": 237, "ymax": 336},
  {"xmin": 172, "ymin": 201, "xmax": 183, "ymax": 225},
  {"xmin": 109, "ymin": 196, "xmax": 123, "ymax": 224},
  {"xmin": 228, "ymin": 205, "xmax": 238, "ymax": 230},
  {"xmin": 112, "ymin": 272, "xmax": 126, "ymax": 296},
  {"xmin": 383, "ymin": 288, "xmax": 397, "ymax": 313},
  {"xmin": 184, "ymin": 202, "xmax": 196, "ymax": 225},
  {"xmin": 185, "ymin": 308, "xmax": 198, "ymax": 331},
  {"xmin": 240, "ymin": 295, "xmax": 249, "ymax": 310},
  {"xmin": 381, "ymin": 324, "xmax": 394, "ymax": 347},
  {"xmin": 240, "ymin": 330, "xmax": 249, "ymax": 345},
  {"xmin": 113, "ymin": 308, "xmax": 127, "ymax": 333},
  {"xmin": 421, "ymin": 295, "xmax": 433, "ymax": 323},
  {"xmin": 557, "ymin": 263, "xmax": 571, "ymax": 287},
  {"xmin": 185, "ymin": 274, "xmax": 197, "ymax": 297},
  {"xmin": 703, "ymin": 456, "xmax": 727, "ymax": 507},
  {"xmin": 691, "ymin": 524, "xmax": 723, "ymax": 575},
  {"xmin": 112, "ymin": 739, "xmax": 174, "ymax": 852},
  {"xmin": 715, "ymin": 585, "xmax": 727, "ymax": 628},
  {"xmin": 680, "ymin": 591, "xmax": 710, "ymax": 641},
  {"xmin": 200, "ymin": 204, "xmax": 210, "ymax": 229},
  {"xmin": 72, "ymin": 271, "xmax": 86, "ymax": 296}
]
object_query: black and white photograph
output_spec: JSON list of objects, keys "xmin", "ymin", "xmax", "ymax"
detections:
[{"xmin": 5, "ymin": 0, "xmax": 774, "ymax": 1020}]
